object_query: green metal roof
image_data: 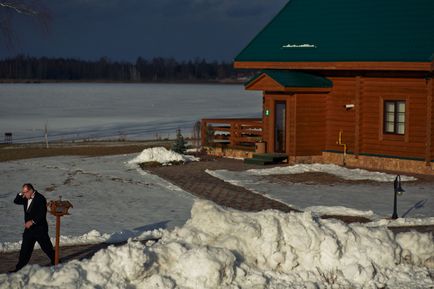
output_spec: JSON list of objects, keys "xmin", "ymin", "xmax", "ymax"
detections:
[
  {"xmin": 246, "ymin": 70, "xmax": 333, "ymax": 88},
  {"xmin": 236, "ymin": 0, "xmax": 434, "ymax": 62}
]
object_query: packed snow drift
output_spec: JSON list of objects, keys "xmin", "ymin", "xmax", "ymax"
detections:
[
  {"xmin": 1, "ymin": 200, "xmax": 433, "ymax": 289},
  {"xmin": 128, "ymin": 147, "xmax": 199, "ymax": 166},
  {"xmin": 242, "ymin": 163, "xmax": 417, "ymax": 182}
]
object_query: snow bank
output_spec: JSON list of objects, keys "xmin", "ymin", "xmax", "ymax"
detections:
[
  {"xmin": 305, "ymin": 205, "xmax": 378, "ymax": 219},
  {"xmin": 2, "ymin": 201, "xmax": 433, "ymax": 289},
  {"xmin": 127, "ymin": 147, "xmax": 199, "ymax": 166},
  {"xmin": 0, "ymin": 229, "xmax": 164, "ymax": 253},
  {"xmin": 245, "ymin": 163, "xmax": 417, "ymax": 182},
  {"xmin": 367, "ymin": 217, "xmax": 434, "ymax": 227}
]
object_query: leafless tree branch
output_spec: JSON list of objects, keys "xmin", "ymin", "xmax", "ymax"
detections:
[{"xmin": 0, "ymin": 0, "xmax": 51, "ymax": 48}]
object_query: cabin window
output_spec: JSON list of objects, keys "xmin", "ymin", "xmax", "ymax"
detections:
[{"xmin": 384, "ymin": 100, "xmax": 405, "ymax": 135}]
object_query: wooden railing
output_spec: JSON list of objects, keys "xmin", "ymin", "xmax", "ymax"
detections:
[{"xmin": 201, "ymin": 118, "xmax": 263, "ymax": 151}]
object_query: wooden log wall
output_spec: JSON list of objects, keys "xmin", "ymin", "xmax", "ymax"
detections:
[
  {"xmin": 325, "ymin": 77, "xmax": 357, "ymax": 154},
  {"xmin": 429, "ymin": 77, "xmax": 434, "ymax": 162},
  {"xmin": 325, "ymin": 75, "xmax": 430, "ymax": 160},
  {"xmin": 294, "ymin": 94, "xmax": 326, "ymax": 156},
  {"xmin": 360, "ymin": 77, "xmax": 427, "ymax": 159},
  {"xmin": 261, "ymin": 73, "xmax": 432, "ymax": 161}
]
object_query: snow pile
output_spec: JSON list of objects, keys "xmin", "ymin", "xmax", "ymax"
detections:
[
  {"xmin": 2, "ymin": 200, "xmax": 433, "ymax": 289},
  {"xmin": 245, "ymin": 163, "xmax": 417, "ymax": 182},
  {"xmin": 1, "ymin": 240, "xmax": 149, "ymax": 289},
  {"xmin": 305, "ymin": 205, "xmax": 378, "ymax": 219},
  {"xmin": 127, "ymin": 147, "xmax": 199, "ymax": 166},
  {"xmin": 368, "ymin": 217, "xmax": 434, "ymax": 228},
  {"xmin": 0, "ymin": 229, "xmax": 164, "ymax": 253},
  {"xmin": 0, "ymin": 230, "xmax": 109, "ymax": 253}
]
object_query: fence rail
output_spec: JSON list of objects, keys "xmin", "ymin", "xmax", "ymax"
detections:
[{"xmin": 201, "ymin": 118, "xmax": 263, "ymax": 151}]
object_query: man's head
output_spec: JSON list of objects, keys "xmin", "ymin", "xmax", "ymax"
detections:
[{"xmin": 22, "ymin": 183, "xmax": 35, "ymax": 199}]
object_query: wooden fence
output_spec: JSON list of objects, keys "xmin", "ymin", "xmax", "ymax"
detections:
[{"xmin": 201, "ymin": 118, "xmax": 263, "ymax": 151}]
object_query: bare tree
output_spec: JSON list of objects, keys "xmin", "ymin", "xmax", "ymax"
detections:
[{"xmin": 0, "ymin": 0, "xmax": 50, "ymax": 47}]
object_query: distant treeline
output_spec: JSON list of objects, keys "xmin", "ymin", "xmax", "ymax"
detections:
[{"xmin": 0, "ymin": 55, "xmax": 253, "ymax": 82}]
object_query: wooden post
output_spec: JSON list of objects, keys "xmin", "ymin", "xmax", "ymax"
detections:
[
  {"xmin": 47, "ymin": 196, "xmax": 73, "ymax": 266},
  {"xmin": 44, "ymin": 123, "xmax": 49, "ymax": 149},
  {"xmin": 230, "ymin": 121, "xmax": 236, "ymax": 147},
  {"xmin": 201, "ymin": 119, "xmax": 207, "ymax": 146},
  {"xmin": 55, "ymin": 215, "xmax": 61, "ymax": 265}
]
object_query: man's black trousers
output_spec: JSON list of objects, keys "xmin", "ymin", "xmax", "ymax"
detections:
[{"xmin": 16, "ymin": 229, "xmax": 55, "ymax": 271}]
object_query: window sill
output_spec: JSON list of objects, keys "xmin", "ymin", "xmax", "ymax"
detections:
[{"xmin": 382, "ymin": 133, "xmax": 405, "ymax": 141}]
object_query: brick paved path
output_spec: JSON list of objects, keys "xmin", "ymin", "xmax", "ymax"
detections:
[{"xmin": 147, "ymin": 158, "xmax": 300, "ymax": 213}]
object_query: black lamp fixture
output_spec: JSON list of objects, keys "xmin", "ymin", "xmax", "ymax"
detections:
[{"xmin": 392, "ymin": 175, "xmax": 405, "ymax": 219}]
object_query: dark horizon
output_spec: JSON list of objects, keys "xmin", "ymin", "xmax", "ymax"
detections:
[
  {"xmin": 0, "ymin": 0, "xmax": 288, "ymax": 62},
  {"xmin": 0, "ymin": 55, "xmax": 255, "ymax": 82}
]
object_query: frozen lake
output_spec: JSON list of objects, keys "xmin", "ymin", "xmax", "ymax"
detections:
[{"xmin": 0, "ymin": 83, "xmax": 262, "ymax": 143}]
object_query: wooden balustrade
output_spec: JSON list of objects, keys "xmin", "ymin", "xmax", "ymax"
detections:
[{"xmin": 201, "ymin": 118, "xmax": 263, "ymax": 151}]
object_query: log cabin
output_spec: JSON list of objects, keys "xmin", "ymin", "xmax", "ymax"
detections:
[{"xmin": 202, "ymin": 0, "xmax": 434, "ymax": 174}]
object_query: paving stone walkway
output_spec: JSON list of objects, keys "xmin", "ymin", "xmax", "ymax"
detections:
[{"xmin": 147, "ymin": 158, "xmax": 299, "ymax": 213}]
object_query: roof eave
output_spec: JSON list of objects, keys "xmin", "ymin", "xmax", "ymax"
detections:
[{"xmin": 234, "ymin": 61, "xmax": 434, "ymax": 72}]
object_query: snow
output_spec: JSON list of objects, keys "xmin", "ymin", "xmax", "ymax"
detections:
[
  {"xmin": 0, "ymin": 228, "xmax": 164, "ymax": 254},
  {"xmin": 1, "ymin": 200, "xmax": 433, "ymax": 289},
  {"xmin": 368, "ymin": 217, "xmax": 434, "ymax": 227},
  {"xmin": 127, "ymin": 147, "xmax": 199, "ymax": 166},
  {"xmin": 246, "ymin": 164, "xmax": 417, "ymax": 182},
  {"xmin": 282, "ymin": 43, "xmax": 317, "ymax": 48},
  {"xmin": 305, "ymin": 206, "xmax": 378, "ymax": 219},
  {"xmin": 206, "ymin": 166, "xmax": 433, "ymax": 218},
  {"xmin": 0, "ymin": 154, "xmax": 194, "ymax": 245}
]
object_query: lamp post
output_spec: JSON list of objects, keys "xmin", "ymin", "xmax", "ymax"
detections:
[
  {"xmin": 392, "ymin": 175, "xmax": 405, "ymax": 219},
  {"xmin": 47, "ymin": 196, "xmax": 73, "ymax": 265}
]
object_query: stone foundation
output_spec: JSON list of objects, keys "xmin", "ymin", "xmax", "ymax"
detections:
[
  {"xmin": 205, "ymin": 146, "xmax": 254, "ymax": 159},
  {"xmin": 322, "ymin": 152, "xmax": 434, "ymax": 175},
  {"xmin": 205, "ymin": 146, "xmax": 434, "ymax": 175}
]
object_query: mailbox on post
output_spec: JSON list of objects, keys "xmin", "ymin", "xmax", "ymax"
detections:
[{"xmin": 47, "ymin": 196, "xmax": 73, "ymax": 265}]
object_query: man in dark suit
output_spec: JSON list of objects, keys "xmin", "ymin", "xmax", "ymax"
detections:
[{"xmin": 11, "ymin": 183, "xmax": 55, "ymax": 272}]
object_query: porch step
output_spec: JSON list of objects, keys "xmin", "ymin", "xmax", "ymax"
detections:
[{"xmin": 244, "ymin": 153, "xmax": 288, "ymax": 165}]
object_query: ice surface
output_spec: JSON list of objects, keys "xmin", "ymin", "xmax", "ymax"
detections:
[
  {"xmin": 1, "ymin": 200, "xmax": 433, "ymax": 289},
  {"xmin": 0, "ymin": 83, "xmax": 261, "ymax": 142}
]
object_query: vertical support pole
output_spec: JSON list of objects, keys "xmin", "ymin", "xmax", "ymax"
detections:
[
  {"xmin": 230, "ymin": 121, "xmax": 236, "ymax": 147},
  {"xmin": 55, "ymin": 215, "xmax": 60, "ymax": 265},
  {"xmin": 44, "ymin": 123, "xmax": 49, "ymax": 149},
  {"xmin": 200, "ymin": 119, "xmax": 207, "ymax": 146}
]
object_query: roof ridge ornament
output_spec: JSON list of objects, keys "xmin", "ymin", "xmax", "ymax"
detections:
[{"xmin": 282, "ymin": 43, "xmax": 317, "ymax": 48}]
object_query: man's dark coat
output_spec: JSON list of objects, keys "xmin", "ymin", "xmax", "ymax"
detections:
[{"xmin": 13, "ymin": 191, "xmax": 54, "ymax": 271}]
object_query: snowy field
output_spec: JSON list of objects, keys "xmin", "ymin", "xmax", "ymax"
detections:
[
  {"xmin": 1, "ymin": 200, "xmax": 433, "ymax": 289},
  {"xmin": 0, "ymin": 152, "xmax": 194, "ymax": 250},
  {"xmin": 207, "ymin": 164, "xmax": 434, "ymax": 219}
]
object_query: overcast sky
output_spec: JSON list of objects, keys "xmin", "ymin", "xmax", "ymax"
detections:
[{"xmin": 0, "ymin": 0, "xmax": 287, "ymax": 61}]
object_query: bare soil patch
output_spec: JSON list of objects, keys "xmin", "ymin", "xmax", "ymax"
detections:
[
  {"xmin": 261, "ymin": 172, "xmax": 374, "ymax": 185},
  {"xmin": 0, "ymin": 141, "xmax": 173, "ymax": 162},
  {"xmin": 260, "ymin": 171, "xmax": 434, "ymax": 185}
]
